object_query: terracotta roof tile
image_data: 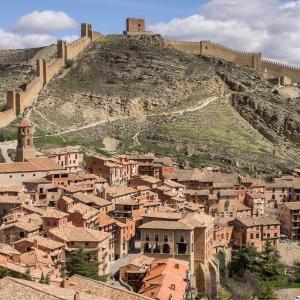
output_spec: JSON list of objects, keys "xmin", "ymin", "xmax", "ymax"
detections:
[{"xmin": 49, "ymin": 225, "xmax": 110, "ymax": 243}]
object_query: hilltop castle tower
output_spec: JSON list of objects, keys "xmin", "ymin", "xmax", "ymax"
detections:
[
  {"xmin": 15, "ymin": 119, "xmax": 36, "ymax": 162},
  {"xmin": 124, "ymin": 18, "xmax": 153, "ymax": 36}
]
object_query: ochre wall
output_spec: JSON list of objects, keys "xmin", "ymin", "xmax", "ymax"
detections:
[
  {"xmin": 164, "ymin": 39, "xmax": 200, "ymax": 55},
  {"xmin": 46, "ymin": 58, "xmax": 65, "ymax": 83},
  {"xmin": 66, "ymin": 37, "xmax": 91, "ymax": 60},
  {"xmin": 0, "ymin": 23, "xmax": 99, "ymax": 128},
  {"xmin": 165, "ymin": 39, "xmax": 300, "ymax": 83},
  {"xmin": 0, "ymin": 109, "xmax": 15, "ymax": 128},
  {"xmin": 261, "ymin": 60, "xmax": 300, "ymax": 83}
]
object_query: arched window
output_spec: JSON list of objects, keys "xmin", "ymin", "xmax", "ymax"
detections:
[
  {"xmin": 27, "ymin": 139, "xmax": 30, "ymax": 146},
  {"xmin": 144, "ymin": 243, "xmax": 151, "ymax": 253},
  {"xmin": 163, "ymin": 244, "xmax": 170, "ymax": 254},
  {"xmin": 153, "ymin": 243, "xmax": 160, "ymax": 253}
]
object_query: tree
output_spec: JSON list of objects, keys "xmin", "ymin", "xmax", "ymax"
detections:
[
  {"xmin": 39, "ymin": 272, "xmax": 45, "ymax": 284},
  {"xmin": 258, "ymin": 282, "xmax": 277, "ymax": 300},
  {"xmin": 66, "ymin": 248, "xmax": 101, "ymax": 280},
  {"xmin": 261, "ymin": 241, "xmax": 280, "ymax": 263},
  {"xmin": 260, "ymin": 241, "xmax": 283, "ymax": 278},
  {"xmin": 230, "ymin": 244, "xmax": 261, "ymax": 276},
  {"xmin": 44, "ymin": 273, "xmax": 50, "ymax": 285},
  {"xmin": 22, "ymin": 268, "xmax": 32, "ymax": 281},
  {"xmin": 0, "ymin": 267, "xmax": 10, "ymax": 279}
]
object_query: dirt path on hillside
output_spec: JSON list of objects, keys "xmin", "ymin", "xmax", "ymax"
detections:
[
  {"xmin": 37, "ymin": 96, "xmax": 219, "ymax": 137},
  {"xmin": 0, "ymin": 140, "xmax": 17, "ymax": 162}
]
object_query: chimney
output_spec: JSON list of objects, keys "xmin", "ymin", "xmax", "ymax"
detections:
[
  {"xmin": 170, "ymin": 283, "xmax": 176, "ymax": 290},
  {"xmin": 61, "ymin": 278, "xmax": 69, "ymax": 288},
  {"xmin": 74, "ymin": 291, "xmax": 80, "ymax": 300}
]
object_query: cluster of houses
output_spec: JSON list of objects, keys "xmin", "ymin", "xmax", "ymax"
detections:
[{"xmin": 0, "ymin": 119, "xmax": 300, "ymax": 299}]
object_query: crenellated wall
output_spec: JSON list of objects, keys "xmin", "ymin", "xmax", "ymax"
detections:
[
  {"xmin": 66, "ymin": 37, "xmax": 91, "ymax": 61},
  {"xmin": 199, "ymin": 41, "xmax": 261, "ymax": 70},
  {"xmin": 164, "ymin": 39, "xmax": 200, "ymax": 55},
  {"xmin": 261, "ymin": 59, "xmax": 300, "ymax": 83},
  {"xmin": 165, "ymin": 39, "xmax": 261, "ymax": 70},
  {"xmin": 165, "ymin": 38, "xmax": 300, "ymax": 83},
  {"xmin": 0, "ymin": 23, "xmax": 101, "ymax": 128}
]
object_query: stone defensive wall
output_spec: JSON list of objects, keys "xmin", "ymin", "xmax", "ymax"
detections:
[
  {"xmin": 0, "ymin": 23, "xmax": 102, "ymax": 128},
  {"xmin": 261, "ymin": 59, "xmax": 300, "ymax": 83},
  {"xmin": 165, "ymin": 39, "xmax": 300, "ymax": 83}
]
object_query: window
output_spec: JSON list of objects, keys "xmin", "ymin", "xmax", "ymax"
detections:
[
  {"xmin": 85, "ymin": 242, "xmax": 89, "ymax": 246},
  {"xmin": 250, "ymin": 233, "xmax": 254, "ymax": 239},
  {"xmin": 155, "ymin": 234, "xmax": 159, "ymax": 242},
  {"xmin": 153, "ymin": 243, "xmax": 160, "ymax": 253},
  {"xmin": 179, "ymin": 235, "xmax": 184, "ymax": 243},
  {"xmin": 178, "ymin": 243, "xmax": 187, "ymax": 255},
  {"xmin": 164, "ymin": 235, "xmax": 168, "ymax": 242},
  {"xmin": 145, "ymin": 234, "xmax": 150, "ymax": 241},
  {"xmin": 256, "ymin": 233, "xmax": 259, "ymax": 238},
  {"xmin": 163, "ymin": 244, "xmax": 170, "ymax": 254},
  {"xmin": 19, "ymin": 232, "xmax": 25, "ymax": 238},
  {"xmin": 144, "ymin": 243, "xmax": 151, "ymax": 253},
  {"xmin": 267, "ymin": 233, "xmax": 270, "ymax": 238}
]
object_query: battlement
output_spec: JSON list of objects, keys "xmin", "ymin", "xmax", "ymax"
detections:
[
  {"xmin": 207, "ymin": 41, "xmax": 257, "ymax": 56},
  {"xmin": 0, "ymin": 22, "xmax": 102, "ymax": 128},
  {"xmin": 164, "ymin": 35, "xmax": 299, "ymax": 83}
]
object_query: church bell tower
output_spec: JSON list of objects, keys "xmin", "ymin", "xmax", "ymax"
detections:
[{"xmin": 15, "ymin": 119, "xmax": 36, "ymax": 162}]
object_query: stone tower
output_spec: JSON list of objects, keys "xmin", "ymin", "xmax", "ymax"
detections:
[{"xmin": 15, "ymin": 119, "xmax": 35, "ymax": 162}]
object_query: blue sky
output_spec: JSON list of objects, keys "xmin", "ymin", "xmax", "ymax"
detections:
[
  {"xmin": 0, "ymin": 0, "xmax": 300, "ymax": 66},
  {"xmin": 0, "ymin": 0, "xmax": 205, "ymax": 35}
]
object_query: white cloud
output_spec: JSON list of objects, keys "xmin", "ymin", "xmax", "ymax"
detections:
[
  {"xmin": 61, "ymin": 35, "xmax": 79, "ymax": 43},
  {"xmin": 0, "ymin": 28, "xmax": 56, "ymax": 49},
  {"xmin": 0, "ymin": 10, "xmax": 79, "ymax": 49},
  {"xmin": 13, "ymin": 10, "xmax": 78, "ymax": 34},
  {"xmin": 149, "ymin": 0, "xmax": 300, "ymax": 66}
]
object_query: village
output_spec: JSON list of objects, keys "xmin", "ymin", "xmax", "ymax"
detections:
[{"xmin": 0, "ymin": 117, "xmax": 299, "ymax": 299}]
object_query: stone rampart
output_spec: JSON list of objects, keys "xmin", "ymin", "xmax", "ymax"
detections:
[
  {"xmin": 45, "ymin": 58, "xmax": 65, "ymax": 83},
  {"xmin": 0, "ymin": 23, "xmax": 99, "ymax": 128},
  {"xmin": 164, "ymin": 39, "xmax": 200, "ymax": 55},
  {"xmin": 66, "ymin": 37, "xmax": 91, "ymax": 61},
  {"xmin": 261, "ymin": 59, "xmax": 300, "ymax": 83},
  {"xmin": 0, "ymin": 109, "xmax": 15, "ymax": 128},
  {"xmin": 165, "ymin": 38, "xmax": 300, "ymax": 83}
]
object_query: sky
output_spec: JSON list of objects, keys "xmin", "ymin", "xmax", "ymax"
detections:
[{"xmin": 1, "ymin": 0, "xmax": 300, "ymax": 66}]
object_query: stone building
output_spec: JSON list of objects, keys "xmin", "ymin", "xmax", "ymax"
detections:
[
  {"xmin": 48, "ymin": 146, "xmax": 82, "ymax": 172},
  {"xmin": 139, "ymin": 212, "xmax": 219, "ymax": 297},
  {"xmin": 232, "ymin": 216, "xmax": 280, "ymax": 251},
  {"xmin": 86, "ymin": 156, "xmax": 137, "ymax": 186},
  {"xmin": 277, "ymin": 202, "xmax": 300, "ymax": 240},
  {"xmin": 245, "ymin": 192, "xmax": 265, "ymax": 217},
  {"xmin": 48, "ymin": 225, "xmax": 111, "ymax": 275}
]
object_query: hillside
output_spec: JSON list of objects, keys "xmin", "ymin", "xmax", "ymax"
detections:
[
  {"xmin": 2, "ymin": 36, "xmax": 300, "ymax": 174},
  {"xmin": 0, "ymin": 45, "xmax": 57, "ymax": 110}
]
